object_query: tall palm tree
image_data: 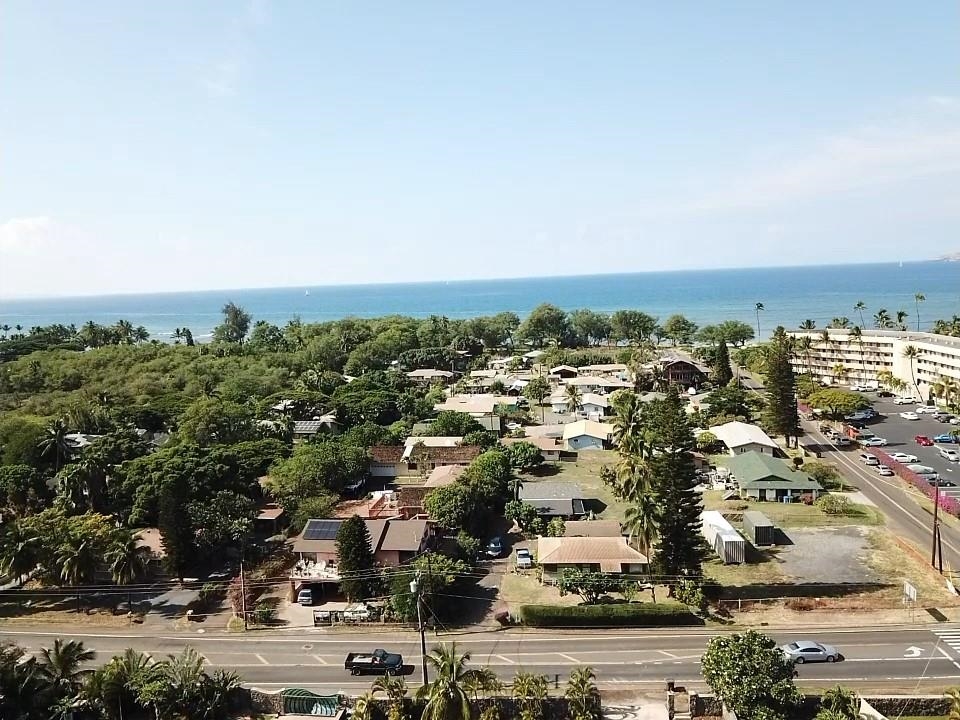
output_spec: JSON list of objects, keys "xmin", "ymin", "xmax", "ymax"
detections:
[
  {"xmin": 873, "ymin": 308, "xmax": 893, "ymax": 329},
  {"xmin": 0, "ymin": 323, "xmax": 9, "ymax": 338},
  {"xmin": 133, "ymin": 326, "xmax": 150, "ymax": 345},
  {"xmin": 796, "ymin": 336, "xmax": 814, "ymax": 375},
  {"xmin": 38, "ymin": 418, "xmax": 73, "ymax": 472},
  {"xmin": 564, "ymin": 384, "xmax": 583, "ymax": 415},
  {"xmin": 903, "ymin": 345, "xmax": 920, "ymax": 397},
  {"xmin": 849, "ymin": 325, "xmax": 865, "ymax": 379},
  {"xmin": 896, "ymin": 309, "xmax": 909, "ymax": 331},
  {"xmin": 624, "ymin": 493, "xmax": 659, "ymax": 559},
  {"xmin": 106, "ymin": 531, "xmax": 149, "ymax": 608},
  {"xmin": 940, "ymin": 377, "xmax": 959, "ymax": 411},
  {"xmin": 372, "ymin": 674, "xmax": 409, "ymax": 720},
  {"xmin": 754, "ymin": 302, "xmax": 764, "ymax": 340},
  {"xmin": 565, "ymin": 667, "xmax": 601, "ymax": 720},
  {"xmin": 0, "ymin": 522, "xmax": 40, "ymax": 586},
  {"xmin": 352, "ymin": 692, "xmax": 375, "ymax": 720},
  {"xmin": 37, "ymin": 639, "xmax": 95, "ymax": 699},
  {"xmin": 615, "ymin": 432, "xmax": 651, "ymax": 501},
  {"xmin": 831, "ymin": 363, "xmax": 847, "ymax": 385},
  {"xmin": 799, "ymin": 319, "xmax": 816, "ymax": 330},
  {"xmin": 56, "ymin": 537, "xmax": 100, "ymax": 611},
  {"xmin": 829, "ymin": 316, "xmax": 851, "ymax": 329},
  {"xmin": 915, "ymin": 292, "xmax": 926, "ymax": 331},
  {"xmin": 854, "ymin": 301, "xmax": 867, "ymax": 329},
  {"xmin": 512, "ymin": 670, "xmax": 548, "ymax": 720},
  {"xmin": 0, "ymin": 643, "xmax": 51, "ymax": 718},
  {"xmin": 83, "ymin": 648, "xmax": 157, "ymax": 720},
  {"xmin": 416, "ymin": 643, "xmax": 485, "ymax": 720}
]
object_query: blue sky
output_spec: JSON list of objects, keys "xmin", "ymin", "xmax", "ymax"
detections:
[{"xmin": 2, "ymin": 2, "xmax": 960, "ymax": 298}]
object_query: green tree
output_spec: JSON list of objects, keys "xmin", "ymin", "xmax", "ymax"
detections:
[
  {"xmin": 290, "ymin": 493, "xmax": 339, "ymax": 533},
  {"xmin": 662, "ymin": 314, "xmax": 699, "ymax": 345},
  {"xmin": 55, "ymin": 535, "xmax": 100, "ymax": 595},
  {"xmin": 513, "ymin": 671, "xmax": 549, "ymax": 720},
  {"xmin": 212, "ymin": 302, "xmax": 252, "ymax": 345},
  {"xmin": 903, "ymin": 345, "xmax": 920, "ymax": 396},
  {"xmin": 38, "ymin": 417, "xmax": 73, "ymax": 472},
  {"xmin": 389, "ymin": 552, "xmax": 469, "ymax": 621},
  {"xmin": 805, "ymin": 389, "xmax": 869, "ymax": 419},
  {"xmin": 854, "ymin": 300, "xmax": 867, "ymax": 329},
  {"xmin": 565, "ymin": 384, "xmax": 583, "ymax": 415},
  {"xmin": 0, "ymin": 642, "xmax": 51, "ymax": 719},
  {"xmin": 429, "ymin": 411, "xmax": 484, "ymax": 437},
  {"xmin": 711, "ymin": 340, "xmax": 733, "ymax": 386},
  {"xmin": 504, "ymin": 500, "xmax": 539, "ymax": 532},
  {"xmin": 336, "ymin": 515, "xmax": 376, "ymax": 601},
  {"xmin": 569, "ymin": 309, "xmax": 611, "ymax": 346},
  {"xmin": 610, "ymin": 310, "xmax": 658, "ymax": 344},
  {"xmin": 177, "ymin": 397, "xmax": 257, "ymax": 446},
  {"xmin": 158, "ymin": 476, "xmax": 194, "ymax": 583},
  {"xmin": 565, "ymin": 667, "xmax": 601, "ymax": 720},
  {"xmin": 523, "ymin": 376, "xmax": 551, "ymax": 422},
  {"xmin": 268, "ymin": 441, "xmax": 370, "ymax": 506},
  {"xmin": 701, "ymin": 630, "xmax": 800, "ymax": 720},
  {"xmin": 0, "ymin": 464, "xmax": 49, "ymax": 517},
  {"xmin": 624, "ymin": 492, "xmax": 659, "ymax": 558},
  {"xmin": 416, "ymin": 643, "xmax": 487, "ymax": 720},
  {"xmin": 546, "ymin": 517, "xmax": 566, "ymax": 537},
  {"xmin": 83, "ymin": 648, "xmax": 159, "ymax": 720},
  {"xmin": 518, "ymin": 304, "xmax": 569, "ymax": 347},
  {"xmin": 373, "ymin": 673, "xmax": 409, "ymax": 720},
  {"xmin": 755, "ymin": 302, "xmax": 765, "ymax": 339},
  {"xmin": 37, "ymin": 638, "xmax": 95, "ymax": 702},
  {"xmin": 0, "ymin": 521, "xmax": 41, "ymax": 586},
  {"xmin": 817, "ymin": 686, "xmax": 859, "ymax": 720},
  {"xmin": 763, "ymin": 327, "xmax": 801, "ymax": 446},
  {"xmin": 556, "ymin": 569, "xmax": 626, "ymax": 604},
  {"xmin": 189, "ymin": 490, "xmax": 256, "ymax": 557},
  {"xmin": 508, "ymin": 441, "xmax": 543, "ymax": 471},
  {"xmin": 424, "ymin": 483, "xmax": 477, "ymax": 531},
  {"xmin": 106, "ymin": 530, "xmax": 150, "ymax": 607}
]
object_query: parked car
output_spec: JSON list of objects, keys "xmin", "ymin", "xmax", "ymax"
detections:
[
  {"xmin": 899, "ymin": 412, "xmax": 920, "ymax": 421},
  {"xmin": 934, "ymin": 434, "xmax": 958, "ymax": 444},
  {"xmin": 915, "ymin": 406, "xmax": 939, "ymax": 414},
  {"xmin": 877, "ymin": 390, "xmax": 894, "ymax": 397},
  {"xmin": 907, "ymin": 463, "xmax": 938, "ymax": 477},
  {"xmin": 344, "ymin": 649, "xmax": 404, "ymax": 676},
  {"xmin": 486, "ymin": 536, "xmax": 503, "ymax": 558},
  {"xmin": 889, "ymin": 452, "xmax": 919, "ymax": 464},
  {"xmin": 940, "ymin": 447, "xmax": 960, "ymax": 462},
  {"xmin": 834, "ymin": 437, "xmax": 852, "ymax": 447},
  {"xmin": 915, "ymin": 435, "xmax": 934, "ymax": 446},
  {"xmin": 515, "ymin": 548, "xmax": 533, "ymax": 569},
  {"xmin": 781, "ymin": 640, "xmax": 841, "ymax": 663},
  {"xmin": 859, "ymin": 453, "xmax": 879, "ymax": 466},
  {"xmin": 929, "ymin": 478, "xmax": 956, "ymax": 487},
  {"xmin": 859, "ymin": 437, "xmax": 888, "ymax": 447},
  {"xmin": 894, "ymin": 396, "xmax": 921, "ymax": 405},
  {"xmin": 876, "ymin": 464, "xmax": 894, "ymax": 476},
  {"xmin": 297, "ymin": 588, "xmax": 314, "ymax": 606},
  {"xmin": 343, "ymin": 603, "xmax": 377, "ymax": 622}
]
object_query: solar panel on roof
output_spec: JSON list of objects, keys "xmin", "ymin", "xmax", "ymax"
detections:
[{"xmin": 302, "ymin": 520, "xmax": 342, "ymax": 540}]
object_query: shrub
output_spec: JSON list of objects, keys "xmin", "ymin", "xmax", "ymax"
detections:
[
  {"xmin": 815, "ymin": 495, "xmax": 851, "ymax": 515},
  {"xmin": 252, "ymin": 602, "xmax": 276, "ymax": 625},
  {"xmin": 520, "ymin": 602, "xmax": 701, "ymax": 627},
  {"xmin": 196, "ymin": 582, "xmax": 224, "ymax": 610}
]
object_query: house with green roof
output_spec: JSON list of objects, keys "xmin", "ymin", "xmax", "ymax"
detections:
[{"xmin": 723, "ymin": 450, "xmax": 822, "ymax": 502}]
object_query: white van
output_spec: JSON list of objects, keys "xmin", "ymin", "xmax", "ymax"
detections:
[
  {"xmin": 938, "ymin": 446, "xmax": 960, "ymax": 463},
  {"xmin": 297, "ymin": 588, "xmax": 314, "ymax": 605}
]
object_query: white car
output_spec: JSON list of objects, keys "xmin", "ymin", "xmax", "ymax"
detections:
[
  {"xmin": 859, "ymin": 437, "xmax": 888, "ymax": 447},
  {"xmin": 899, "ymin": 412, "xmax": 920, "ymax": 421},
  {"xmin": 889, "ymin": 452, "xmax": 919, "ymax": 464},
  {"xmin": 515, "ymin": 548, "xmax": 533, "ymax": 569},
  {"xmin": 940, "ymin": 448, "xmax": 960, "ymax": 463},
  {"xmin": 876, "ymin": 464, "xmax": 894, "ymax": 476},
  {"xmin": 915, "ymin": 406, "xmax": 939, "ymax": 414},
  {"xmin": 894, "ymin": 396, "xmax": 920, "ymax": 405}
]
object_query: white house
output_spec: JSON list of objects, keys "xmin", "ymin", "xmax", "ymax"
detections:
[
  {"xmin": 579, "ymin": 393, "xmax": 610, "ymax": 419},
  {"xmin": 550, "ymin": 393, "xmax": 571, "ymax": 414},
  {"xmin": 708, "ymin": 421, "xmax": 779, "ymax": 457},
  {"xmin": 562, "ymin": 420, "xmax": 614, "ymax": 451}
]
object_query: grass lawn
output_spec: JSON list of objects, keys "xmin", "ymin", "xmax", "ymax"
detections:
[
  {"xmin": 521, "ymin": 450, "xmax": 627, "ymax": 520},
  {"xmin": 864, "ymin": 528, "xmax": 960, "ymax": 605},
  {"xmin": 701, "ymin": 490, "xmax": 883, "ymax": 527},
  {"xmin": 499, "ymin": 573, "xmax": 580, "ymax": 607},
  {"xmin": 703, "ymin": 550, "xmax": 787, "ymax": 587}
]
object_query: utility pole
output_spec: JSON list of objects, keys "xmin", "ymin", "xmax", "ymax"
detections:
[
  {"xmin": 239, "ymin": 559, "xmax": 248, "ymax": 631},
  {"xmin": 932, "ymin": 486, "xmax": 944, "ymax": 574},
  {"xmin": 411, "ymin": 574, "xmax": 428, "ymax": 686}
]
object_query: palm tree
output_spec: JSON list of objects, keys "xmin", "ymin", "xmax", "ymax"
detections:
[
  {"xmin": 896, "ymin": 309, "xmax": 909, "ymax": 331},
  {"xmin": 56, "ymin": 537, "xmax": 100, "ymax": 611},
  {"xmin": 133, "ymin": 326, "xmax": 149, "ymax": 345},
  {"xmin": 615, "ymin": 431, "xmax": 651, "ymax": 501},
  {"xmin": 828, "ymin": 317, "xmax": 851, "ymax": 329},
  {"xmin": 876, "ymin": 369, "xmax": 895, "ymax": 392},
  {"xmin": 946, "ymin": 687, "xmax": 960, "ymax": 720},
  {"xmin": 754, "ymin": 302, "xmax": 764, "ymax": 340},
  {"xmin": 507, "ymin": 477, "xmax": 524, "ymax": 502},
  {"xmin": 854, "ymin": 301, "xmax": 867, "ymax": 329},
  {"xmin": 915, "ymin": 292, "xmax": 926, "ymax": 331},
  {"xmin": 831, "ymin": 363, "xmax": 847, "ymax": 385},
  {"xmin": 820, "ymin": 685, "xmax": 859, "ymax": 720},
  {"xmin": 903, "ymin": 345, "xmax": 920, "ymax": 397},
  {"xmin": 565, "ymin": 667, "xmax": 601, "ymax": 720},
  {"xmin": 0, "ymin": 643, "xmax": 51, "ymax": 718},
  {"xmin": 353, "ymin": 692, "xmax": 375, "ymax": 720},
  {"xmin": 0, "ymin": 323, "xmax": 9, "ymax": 338},
  {"xmin": 0, "ymin": 522, "xmax": 40, "ymax": 586},
  {"xmin": 416, "ymin": 643, "xmax": 485, "ymax": 720},
  {"xmin": 624, "ymin": 493, "xmax": 659, "ymax": 558},
  {"xmin": 799, "ymin": 319, "xmax": 816, "ymax": 330},
  {"xmin": 796, "ymin": 336, "xmax": 814, "ymax": 376},
  {"xmin": 106, "ymin": 530, "xmax": 149, "ymax": 608},
  {"xmin": 37, "ymin": 639, "xmax": 95, "ymax": 699},
  {"xmin": 83, "ymin": 648, "xmax": 157, "ymax": 720},
  {"xmin": 849, "ymin": 325, "xmax": 865, "ymax": 380},
  {"xmin": 512, "ymin": 670, "xmax": 548, "ymax": 720},
  {"xmin": 38, "ymin": 418, "xmax": 73, "ymax": 472},
  {"xmin": 565, "ymin": 384, "xmax": 583, "ymax": 415},
  {"xmin": 372, "ymin": 674, "xmax": 409, "ymax": 720},
  {"xmin": 940, "ymin": 377, "xmax": 959, "ymax": 411},
  {"xmin": 463, "ymin": 666, "xmax": 502, "ymax": 700},
  {"xmin": 873, "ymin": 308, "xmax": 893, "ymax": 329}
]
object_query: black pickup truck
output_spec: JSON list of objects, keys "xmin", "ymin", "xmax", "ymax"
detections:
[{"xmin": 344, "ymin": 649, "xmax": 404, "ymax": 676}]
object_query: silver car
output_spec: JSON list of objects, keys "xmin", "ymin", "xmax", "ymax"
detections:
[{"xmin": 781, "ymin": 640, "xmax": 841, "ymax": 663}]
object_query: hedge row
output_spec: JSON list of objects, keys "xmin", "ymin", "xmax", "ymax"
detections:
[
  {"xmin": 874, "ymin": 449, "xmax": 960, "ymax": 517},
  {"xmin": 520, "ymin": 602, "xmax": 702, "ymax": 627}
]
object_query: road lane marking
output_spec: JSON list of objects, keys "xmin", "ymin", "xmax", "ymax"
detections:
[
  {"xmin": 658, "ymin": 650, "xmax": 679, "ymax": 658},
  {"xmin": 255, "ymin": 654, "xmax": 269, "ymax": 665},
  {"xmin": 312, "ymin": 655, "xmax": 328, "ymax": 665},
  {"xmin": 558, "ymin": 653, "xmax": 580, "ymax": 663},
  {"xmin": 496, "ymin": 655, "xmax": 516, "ymax": 664},
  {"xmin": 937, "ymin": 644, "xmax": 960, "ymax": 671}
]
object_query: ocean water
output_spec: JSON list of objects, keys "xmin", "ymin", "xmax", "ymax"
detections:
[{"xmin": 1, "ymin": 261, "xmax": 958, "ymax": 341}]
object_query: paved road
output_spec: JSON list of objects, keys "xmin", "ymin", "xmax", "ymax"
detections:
[{"xmin": 3, "ymin": 625, "xmax": 960, "ymax": 692}]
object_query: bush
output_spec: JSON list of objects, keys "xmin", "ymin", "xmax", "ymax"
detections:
[
  {"xmin": 196, "ymin": 582, "xmax": 224, "ymax": 610},
  {"xmin": 520, "ymin": 602, "xmax": 701, "ymax": 627},
  {"xmin": 815, "ymin": 495, "xmax": 851, "ymax": 516},
  {"xmin": 252, "ymin": 601, "xmax": 276, "ymax": 625}
]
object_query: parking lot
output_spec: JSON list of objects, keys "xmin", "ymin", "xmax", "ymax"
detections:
[{"xmin": 855, "ymin": 396, "xmax": 960, "ymax": 496}]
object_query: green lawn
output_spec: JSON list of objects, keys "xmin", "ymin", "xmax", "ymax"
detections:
[
  {"xmin": 521, "ymin": 450, "xmax": 628, "ymax": 520},
  {"xmin": 702, "ymin": 490, "xmax": 883, "ymax": 528}
]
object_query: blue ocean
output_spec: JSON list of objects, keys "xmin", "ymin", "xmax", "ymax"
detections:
[{"xmin": 1, "ymin": 261, "xmax": 958, "ymax": 341}]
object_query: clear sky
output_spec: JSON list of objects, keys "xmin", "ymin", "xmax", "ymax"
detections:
[{"xmin": 2, "ymin": 2, "xmax": 960, "ymax": 298}]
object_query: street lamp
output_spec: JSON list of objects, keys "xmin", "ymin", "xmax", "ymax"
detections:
[{"xmin": 410, "ymin": 576, "xmax": 428, "ymax": 685}]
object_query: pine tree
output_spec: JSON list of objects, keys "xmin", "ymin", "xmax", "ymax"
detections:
[
  {"xmin": 336, "ymin": 515, "xmax": 376, "ymax": 601},
  {"xmin": 158, "ymin": 476, "xmax": 194, "ymax": 583},
  {"xmin": 762, "ymin": 326, "xmax": 800, "ymax": 447},
  {"xmin": 642, "ymin": 393, "xmax": 704, "ymax": 578},
  {"xmin": 712, "ymin": 340, "xmax": 733, "ymax": 387}
]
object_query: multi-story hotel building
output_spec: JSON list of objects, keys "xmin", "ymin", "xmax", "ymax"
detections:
[{"xmin": 787, "ymin": 329, "xmax": 960, "ymax": 400}]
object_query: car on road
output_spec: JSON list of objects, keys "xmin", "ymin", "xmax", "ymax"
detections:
[
  {"xmin": 859, "ymin": 453, "xmax": 879, "ymax": 466},
  {"xmin": 934, "ymin": 434, "xmax": 959, "ymax": 444},
  {"xmin": 859, "ymin": 437, "xmax": 888, "ymax": 447},
  {"xmin": 781, "ymin": 640, "xmax": 841, "ymax": 663},
  {"xmin": 894, "ymin": 396, "xmax": 921, "ymax": 405},
  {"xmin": 940, "ymin": 447, "xmax": 960, "ymax": 462},
  {"xmin": 915, "ymin": 435, "xmax": 934, "ymax": 446},
  {"xmin": 486, "ymin": 536, "xmax": 503, "ymax": 558},
  {"xmin": 506, "ymin": 422, "xmax": 522, "ymax": 431},
  {"xmin": 899, "ymin": 412, "xmax": 920, "ymax": 421},
  {"xmin": 876, "ymin": 464, "xmax": 894, "ymax": 476},
  {"xmin": 515, "ymin": 548, "xmax": 533, "ymax": 569},
  {"xmin": 834, "ymin": 436, "xmax": 852, "ymax": 447},
  {"xmin": 889, "ymin": 452, "xmax": 919, "ymax": 464},
  {"xmin": 915, "ymin": 406, "xmax": 939, "ymax": 414},
  {"xmin": 877, "ymin": 390, "xmax": 894, "ymax": 397},
  {"xmin": 344, "ymin": 649, "xmax": 404, "ymax": 676}
]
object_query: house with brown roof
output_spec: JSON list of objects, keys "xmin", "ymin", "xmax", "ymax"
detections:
[
  {"xmin": 424, "ymin": 464, "xmax": 466, "ymax": 488},
  {"xmin": 370, "ymin": 444, "xmax": 482, "ymax": 479},
  {"xmin": 406, "ymin": 369, "xmax": 456, "ymax": 386},
  {"xmin": 502, "ymin": 436, "xmax": 568, "ymax": 463},
  {"xmin": 659, "ymin": 352, "xmax": 709, "ymax": 388},
  {"xmin": 562, "ymin": 520, "xmax": 623, "ymax": 538},
  {"xmin": 537, "ymin": 536, "xmax": 648, "ymax": 584}
]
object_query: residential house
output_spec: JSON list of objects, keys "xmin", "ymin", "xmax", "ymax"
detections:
[
  {"xmin": 537, "ymin": 536, "xmax": 648, "ymax": 584},
  {"xmin": 563, "ymin": 376, "xmax": 632, "ymax": 393},
  {"xmin": 550, "ymin": 393, "xmax": 572, "ymax": 414},
  {"xmin": 523, "ymin": 424, "xmax": 566, "ymax": 440},
  {"xmin": 369, "ymin": 445, "xmax": 482, "ymax": 479},
  {"xmin": 502, "ymin": 436, "xmax": 569, "ymax": 463},
  {"xmin": 518, "ymin": 482, "xmax": 587, "ymax": 518},
  {"xmin": 403, "ymin": 436, "xmax": 463, "ymax": 460},
  {"xmin": 563, "ymin": 520, "xmax": 623, "ymax": 538},
  {"xmin": 709, "ymin": 421, "xmax": 779, "ymax": 457},
  {"xmin": 406, "ymin": 369, "xmax": 455, "ymax": 386},
  {"xmin": 579, "ymin": 393, "xmax": 610, "ymax": 419},
  {"xmin": 549, "ymin": 365, "xmax": 579, "ymax": 379},
  {"xmin": 723, "ymin": 451, "xmax": 822, "ymax": 502},
  {"xmin": 255, "ymin": 504, "xmax": 286, "ymax": 536},
  {"xmin": 659, "ymin": 353, "xmax": 709, "ymax": 388},
  {"xmin": 562, "ymin": 420, "xmax": 614, "ymax": 451},
  {"xmin": 293, "ymin": 414, "xmax": 341, "ymax": 441},
  {"xmin": 577, "ymin": 363, "xmax": 630, "ymax": 381},
  {"xmin": 522, "ymin": 350, "xmax": 545, "ymax": 364},
  {"xmin": 434, "ymin": 394, "xmax": 517, "ymax": 415},
  {"xmin": 424, "ymin": 464, "xmax": 466, "ymax": 488}
]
